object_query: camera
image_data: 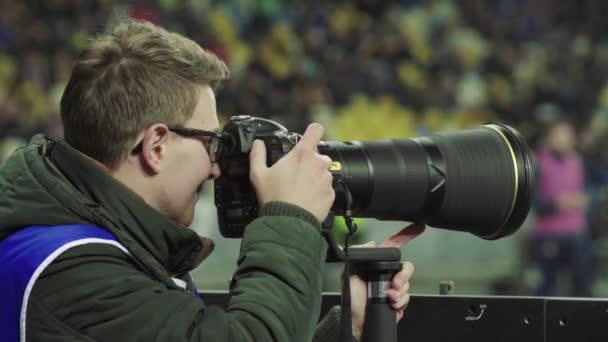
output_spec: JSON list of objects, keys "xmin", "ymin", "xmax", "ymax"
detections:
[{"xmin": 214, "ymin": 115, "xmax": 534, "ymax": 239}]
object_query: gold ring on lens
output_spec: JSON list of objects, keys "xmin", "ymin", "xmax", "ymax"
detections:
[{"xmin": 484, "ymin": 125, "xmax": 519, "ymax": 232}]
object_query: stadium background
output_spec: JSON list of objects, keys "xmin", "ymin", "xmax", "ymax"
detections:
[{"xmin": 1, "ymin": 0, "xmax": 608, "ymax": 296}]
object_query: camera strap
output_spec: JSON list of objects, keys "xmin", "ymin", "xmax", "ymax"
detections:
[{"xmin": 338, "ymin": 179, "xmax": 358, "ymax": 342}]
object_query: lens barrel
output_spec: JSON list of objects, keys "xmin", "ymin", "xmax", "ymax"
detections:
[{"xmin": 318, "ymin": 123, "xmax": 534, "ymax": 239}]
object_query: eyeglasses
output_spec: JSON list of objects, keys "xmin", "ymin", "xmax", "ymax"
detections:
[
  {"xmin": 168, "ymin": 125, "xmax": 225, "ymax": 162},
  {"xmin": 131, "ymin": 125, "xmax": 225, "ymax": 162}
]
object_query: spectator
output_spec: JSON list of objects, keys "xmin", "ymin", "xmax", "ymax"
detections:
[{"xmin": 532, "ymin": 118, "xmax": 593, "ymax": 296}]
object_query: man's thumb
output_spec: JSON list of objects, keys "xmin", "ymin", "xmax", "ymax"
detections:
[
  {"xmin": 381, "ymin": 223, "xmax": 426, "ymax": 248},
  {"xmin": 249, "ymin": 140, "xmax": 267, "ymax": 171}
]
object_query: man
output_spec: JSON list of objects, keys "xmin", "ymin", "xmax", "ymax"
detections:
[
  {"xmin": 0, "ymin": 20, "xmax": 422, "ymax": 341},
  {"xmin": 533, "ymin": 118, "xmax": 592, "ymax": 296}
]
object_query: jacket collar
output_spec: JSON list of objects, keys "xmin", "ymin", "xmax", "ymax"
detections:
[{"xmin": 49, "ymin": 139, "xmax": 214, "ymax": 276}]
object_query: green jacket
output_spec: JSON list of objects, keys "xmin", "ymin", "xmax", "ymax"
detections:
[{"xmin": 0, "ymin": 135, "xmax": 340, "ymax": 341}]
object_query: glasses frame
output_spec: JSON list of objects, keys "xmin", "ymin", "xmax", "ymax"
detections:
[{"xmin": 131, "ymin": 125, "xmax": 226, "ymax": 162}]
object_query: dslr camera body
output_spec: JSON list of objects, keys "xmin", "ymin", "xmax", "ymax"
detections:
[{"xmin": 214, "ymin": 115, "xmax": 302, "ymax": 238}]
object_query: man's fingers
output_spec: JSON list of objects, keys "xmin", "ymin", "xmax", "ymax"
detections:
[
  {"xmin": 388, "ymin": 290, "xmax": 410, "ymax": 310},
  {"xmin": 297, "ymin": 123, "xmax": 325, "ymax": 152},
  {"xmin": 392, "ymin": 261, "xmax": 414, "ymax": 289},
  {"xmin": 319, "ymin": 154, "xmax": 333, "ymax": 169},
  {"xmin": 381, "ymin": 223, "xmax": 426, "ymax": 248},
  {"xmin": 249, "ymin": 140, "xmax": 267, "ymax": 177}
]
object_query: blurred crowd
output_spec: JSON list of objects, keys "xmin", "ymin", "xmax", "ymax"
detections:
[
  {"xmin": 1, "ymin": 0, "xmax": 608, "ymax": 295},
  {"xmin": 2, "ymin": 1, "xmax": 608, "ymax": 139}
]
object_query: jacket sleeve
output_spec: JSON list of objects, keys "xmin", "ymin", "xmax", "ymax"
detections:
[
  {"xmin": 313, "ymin": 306, "xmax": 341, "ymax": 342},
  {"xmin": 28, "ymin": 202, "xmax": 329, "ymax": 342}
]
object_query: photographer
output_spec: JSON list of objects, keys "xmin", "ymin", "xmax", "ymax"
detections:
[{"xmin": 0, "ymin": 20, "xmax": 420, "ymax": 341}]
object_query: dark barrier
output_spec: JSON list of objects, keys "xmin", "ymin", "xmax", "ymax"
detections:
[{"xmin": 201, "ymin": 291, "xmax": 608, "ymax": 341}]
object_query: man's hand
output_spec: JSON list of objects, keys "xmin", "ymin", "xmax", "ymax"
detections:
[
  {"xmin": 249, "ymin": 123, "xmax": 335, "ymax": 222},
  {"xmin": 350, "ymin": 223, "xmax": 426, "ymax": 340}
]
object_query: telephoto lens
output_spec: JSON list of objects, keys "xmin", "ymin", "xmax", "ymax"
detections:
[{"xmin": 318, "ymin": 123, "xmax": 534, "ymax": 239}]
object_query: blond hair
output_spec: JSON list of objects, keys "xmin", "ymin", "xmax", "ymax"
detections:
[{"xmin": 60, "ymin": 19, "xmax": 230, "ymax": 168}]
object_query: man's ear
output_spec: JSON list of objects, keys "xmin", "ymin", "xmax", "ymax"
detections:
[{"xmin": 139, "ymin": 124, "xmax": 170, "ymax": 175}]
